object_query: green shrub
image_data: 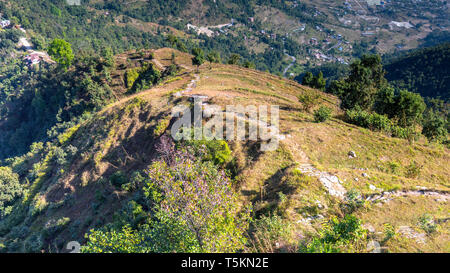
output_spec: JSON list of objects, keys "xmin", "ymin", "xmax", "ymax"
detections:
[
  {"xmin": 383, "ymin": 223, "xmax": 396, "ymax": 242},
  {"xmin": 342, "ymin": 189, "xmax": 365, "ymax": 214},
  {"xmin": 110, "ymin": 171, "xmax": 128, "ymax": 188},
  {"xmin": 153, "ymin": 117, "xmax": 171, "ymax": 137},
  {"xmin": 405, "ymin": 161, "xmax": 422, "ymax": 178},
  {"xmin": 314, "ymin": 106, "xmax": 332, "ymax": 123},
  {"xmin": 125, "ymin": 68, "xmax": 140, "ymax": 89},
  {"xmin": 390, "ymin": 125, "xmax": 408, "ymax": 138},
  {"xmin": 298, "ymin": 92, "xmax": 321, "ymax": 112},
  {"xmin": 391, "ymin": 126, "xmax": 419, "ymax": 142},
  {"xmin": 125, "ymin": 63, "xmax": 164, "ymax": 93},
  {"xmin": 387, "ymin": 160, "xmax": 401, "ymax": 174},
  {"xmin": 121, "ymin": 171, "xmax": 145, "ymax": 192},
  {"xmin": 53, "ymin": 147, "xmax": 67, "ymax": 166},
  {"xmin": 287, "ymin": 169, "xmax": 314, "ymax": 189},
  {"xmin": 300, "ymin": 215, "xmax": 368, "ymax": 253},
  {"xmin": 418, "ymin": 214, "xmax": 437, "ymax": 234},
  {"xmin": 346, "ymin": 108, "xmax": 421, "ymax": 141},
  {"xmin": 367, "ymin": 112, "xmax": 391, "ymax": 131},
  {"xmin": 58, "ymin": 124, "xmax": 81, "ymax": 145},
  {"xmin": 42, "ymin": 217, "xmax": 71, "ymax": 240},
  {"xmin": 249, "ymin": 215, "xmax": 293, "ymax": 252},
  {"xmin": 422, "ymin": 114, "xmax": 448, "ymax": 143},
  {"xmin": 206, "ymin": 140, "xmax": 232, "ymax": 165},
  {"xmin": 346, "ymin": 108, "xmax": 391, "ymax": 131},
  {"xmin": 82, "ymin": 225, "xmax": 146, "ymax": 253},
  {"xmin": 346, "ymin": 108, "xmax": 371, "ymax": 128},
  {"xmin": 24, "ymin": 232, "xmax": 44, "ymax": 253},
  {"xmin": 185, "ymin": 139, "xmax": 232, "ymax": 166},
  {"xmin": 112, "ymin": 201, "xmax": 149, "ymax": 230}
]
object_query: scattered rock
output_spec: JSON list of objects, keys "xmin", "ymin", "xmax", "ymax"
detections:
[
  {"xmin": 306, "ymin": 214, "xmax": 324, "ymax": 222},
  {"xmin": 362, "ymin": 173, "xmax": 369, "ymax": 178},
  {"xmin": 348, "ymin": 151, "xmax": 357, "ymax": 158},
  {"xmin": 319, "ymin": 175, "xmax": 347, "ymax": 199},
  {"xmin": 369, "ymin": 184, "xmax": 377, "ymax": 191},
  {"xmin": 366, "ymin": 190, "xmax": 449, "ymax": 204},
  {"xmin": 397, "ymin": 226, "xmax": 427, "ymax": 244},
  {"xmin": 366, "ymin": 240, "xmax": 381, "ymax": 253},
  {"xmin": 354, "ymin": 177, "xmax": 359, "ymax": 182},
  {"xmin": 363, "ymin": 224, "xmax": 376, "ymax": 233}
]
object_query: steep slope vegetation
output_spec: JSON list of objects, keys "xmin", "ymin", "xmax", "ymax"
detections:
[{"xmin": 0, "ymin": 49, "xmax": 448, "ymax": 253}]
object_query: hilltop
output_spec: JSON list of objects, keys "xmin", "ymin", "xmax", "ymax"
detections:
[{"xmin": 0, "ymin": 48, "xmax": 448, "ymax": 253}]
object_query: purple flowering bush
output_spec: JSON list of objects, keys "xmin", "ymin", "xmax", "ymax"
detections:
[
  {"xmin": 144, "ymin": 152, "xmax": 251, "ymax": 252},
  {"xmin": 83, "ymin": 136, "xmax": 250, "ymax": 253}
]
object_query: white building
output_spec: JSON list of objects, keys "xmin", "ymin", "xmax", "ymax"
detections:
[{"xmin": 0, "ymin": 20, "xmax": 11, "ymax": 28}]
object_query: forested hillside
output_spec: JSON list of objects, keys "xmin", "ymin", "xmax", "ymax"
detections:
[{"xmin": 384, "ymin": 43, "xmax": 450, "ymax": 102}]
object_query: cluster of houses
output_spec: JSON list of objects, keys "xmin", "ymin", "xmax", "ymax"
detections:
[{"xmin": 1, "ymin": 15, "xmax": 53, "ymax": 67}]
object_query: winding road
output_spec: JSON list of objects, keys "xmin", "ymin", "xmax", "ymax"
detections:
[{"xmin": 283, "ymin": 54, "xmax": 296, "ymax": 78}]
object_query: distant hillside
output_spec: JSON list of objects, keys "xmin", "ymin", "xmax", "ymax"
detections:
[
  {"xmin": 2, "ymin": 0, "xmax": 449, "ymax": 77},
  {"xmin": 384, "ymin": 43, "xmax": 450, "ymax": 101}
]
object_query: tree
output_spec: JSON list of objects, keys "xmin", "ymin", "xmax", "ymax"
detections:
[
  {"xmin": 242, "ymin": 60, "xmax": 256, "ymax": 69},
  {"xmin": 170, "ymin": 51, "xmax": 177, "ymax": 65},
  {"xmin": 0, "ymin": 167, "xmax": 22, "ymax": 218},
  {"xmin": 167, "ymin": 34, "xmax": 178, "ymax": 48},
  {"xmin": 101, "ymin": 47, "xmax": 115, "ymax": 68},
  {"xmin": 206, "ymin": 51, "xmax": 221, "ymax": 69},
  {"xmin": 326, "ymin": 79, "xmax": 348, "ymax": 97},
  {"xmin": 395, "ymin": 89, "xmax": 426, "ymax": 127},
  {"xmin": 422, "ymin": 112, "xmax": 448, "ymax": 143},
  {"xmin": 341, "ymin": 54, "xmax": 387, "ymax": 110},
  {"xmin": 374, "ymin": 85, "xmax": 396, "ymax": 118},
  {"xmin": 47, "ymin": 38, "xmax": 74, "ymax": 69},
  {"xmin": 191, "ymin": 47, "xmax": 205, "ymax": 72},
  {"xmin": 302, "ymin": 72, "xmax": 326, "ymax": 91},
  {"xmin": 144, "ymin": 155, "xmax": 250, "ymax": 252},
  {"xmin": 312, "ymin": 71, "xmax": 326, "ymax": 91},
  {"xmin": 228, "ymin": 53, "xmax": 241, "ymax": 65}
]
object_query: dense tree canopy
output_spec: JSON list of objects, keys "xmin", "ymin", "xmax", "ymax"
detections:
[
  {"xmin": 0, "ymin": 167, "xmax": 22, "ymax": 218},
  {"xmin": 47, "ymin": 39, "xmax": 74, "ymax": 68},
  {"xmin": 341, "ymin": 55, "xmax": 387, "ymax": 110},
  {"xmin": 384, "ymin": 43, "xmax": 450, "ymax": 102}
]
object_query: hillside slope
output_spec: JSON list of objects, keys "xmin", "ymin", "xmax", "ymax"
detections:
[
  {"xmin": 0, "ymin": 49, "xmax": 448, "ymax": 253},
  {"xmin": 384, "ymin": 43, "xmax": 450, "ymax": 101}
]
